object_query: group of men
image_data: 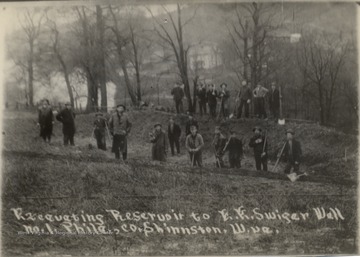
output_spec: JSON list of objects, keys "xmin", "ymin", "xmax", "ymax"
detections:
[
  {"xmin": 148, "ymin": 112, "xmax": 302, "ymax": 175},
  {"xmin": 171, "ymin": 80, "xmax": 280, "ymax": 120},
  {"xmin": 37, "ymin": 93, "xmax": 301, "ymax": 174}
]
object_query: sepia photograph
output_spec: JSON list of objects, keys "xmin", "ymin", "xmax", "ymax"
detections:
[{"xmin": 0, "ymin": 0, "xmax": 358, "ymax": 255}]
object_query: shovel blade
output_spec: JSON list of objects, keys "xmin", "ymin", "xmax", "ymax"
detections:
[{"xmin": 287, "ymin": 172, "xmax": 299, "ymax": 182}]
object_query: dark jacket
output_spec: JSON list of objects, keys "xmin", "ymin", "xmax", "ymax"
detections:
[
  {"xmin": 185, "ymin": 119, "xmax": 199, "ymax": 136},
  {"xmin": 56, "ymin": 108, "xmax": 76, "ymax": 135},
  {"xmin": 282, "ymin": 139, "xmax": 302, "ymax": 163},
  {"xmin": 207, "ymin": 89, "xmax": 218, "ymax": 105},
  {"xmin": 269, "ymin": 88, "xmax": 280, "ymax": 108},
  {"xmin": 150, "ymin": 130, "xmax": 167, "ymax": 161},
  {"xmin": 239, "ymin": 86, "xmax": 252, "ymax": 101},
  {"xmin": 226, "ymin": 137, "xmax": 243, "ymax": 157},
  {"xmin": 109, "ymin": 112, "xmax": 132, "ymax": 136},
  {"xmin": 213, "ymin": 133, "xmax": 227, "ymax": 155},
  {"xmin": 197, "ymin": 87, "xmax": 207, "ymax": 103},
  {"xmin": 38, "ymin": 107, "xmax": 54, "ymax": 128},
  {"xmin": 168, "ymin": 123, "xmax": 181, "ymax": 139},
  {"xmin": 171, "ymin": 87, "xmax": 184, "ymax": 102},
  {"xmin": 249, "ymin": 134, "xmax": 267, "ymax": 155},
  {"xmin": 94, "ymin": 118, "xmax": 107, "ymax": 137}
]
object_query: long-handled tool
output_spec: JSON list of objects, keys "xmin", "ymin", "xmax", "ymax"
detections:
[
  {"xmin": 217, "ymin": 95, "xmax": 224, "ymax": 121},
  {"xmin": 222, "ymin": 135, "xmax": 232, "ymax": 152},
  {"xmin": 229, "ymin": 88, "xmax": 242, "ymax": 119},
  {"xmin": 191, "ymin": 151, "xmax": 195, "ymax": 167},
  {"xmin": 261, "ymin": 129, "xmax": 268, "ymax": 158},
  {"xmin": 272, "ymin": 141, "xmax": 287, "ymax": 173},
  {"xmin": 211, "ymin": 135, "xmax": 222, "ymax": 168},
  {"xmin": 287, "ymin": 172, "xmax": 308, "ymax": 182}
]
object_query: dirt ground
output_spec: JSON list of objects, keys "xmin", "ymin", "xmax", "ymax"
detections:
[{"xmin": 1, "ymin": 110, "xmax": 358, "ymax": 256}]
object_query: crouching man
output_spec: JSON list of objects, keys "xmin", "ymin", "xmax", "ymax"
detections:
[
  {"xmin": 225, "ymin": 130, "xmax": 243, "ymax": 168},
  {"xmin": 185, "ymin": 125, "xmax": 204, "ymax": 167}
]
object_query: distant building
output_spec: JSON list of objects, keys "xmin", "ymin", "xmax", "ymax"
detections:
[{"xmin": 188, "ymin": 42, "xmax": 222, "ymax": 71}]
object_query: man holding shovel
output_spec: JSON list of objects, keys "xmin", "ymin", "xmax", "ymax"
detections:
[
  {"xmin": 213, "ymin": 126, "xmax": 227, "ymax": 168},
  {"xmin": 249, "ymin": 126, "xmax": 268, "ymax": 171},
  {"xmin": 281, "ymin": 129, "xmax": 302, "ymax": 174},
  {"xmin": 236, "ymin": 80, "xmax": 252, "ymax": 119},
  {"xmin": 185, "ymin": 125, "xmax": 204, "ymax": 167}
]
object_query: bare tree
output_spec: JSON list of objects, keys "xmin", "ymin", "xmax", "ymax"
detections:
[
  {"xmin": 148, "ymin": 4, "xmax": 198, "ymax": 112},
  {"xmin": 46, "ymin": 15, "xmax": 75, "ymax": 107},
  {"xmin": 18, "ymin": 9, "xmax": 44, "ymax": 107},
  {"xmin": 297, "ymin": 34, "xmax": 348, "ymax": 125},
  {"xmin": 96, "ymin": 5, "xmax": 107, "ymax": 112},
  {"xmin": 108, "ymin": 5, "xmax": 138, "ymax": 106}
]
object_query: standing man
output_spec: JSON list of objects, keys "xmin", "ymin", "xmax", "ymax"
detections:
[
  {"xmin": 207, "ymin": 84, "xmax": 218, "ymax": 118},
  {"xmin": 168, "ymin": 117, "xmax": 181, "ymax": 156},
  {"xmin": 171, "ymin": 83, "xmax": 184, "ymax": 114},
  {"xmin": 249, "ymin": 126, "xmax": 268, "ymax": 171},
  {"xmin": 197, "ymin": 83, "xmax": 207, "ymax": 116},
  {"xmin": 253, "ymin": 84, "xmax": 269, "ymax": 119},
  {"xmin": 185, "ymin": 112, "xmax": 199, "ymax": 136},
  {"xmin": 213, "ymin": 126, "xmax": 227, "ymax": 168},
  {"xmin": 185, "ymin": 125, "xmax": 204, "ymax": 167},
  {"xmin": 218, "ymin": 83, "xmax": 230, "ymax": 119},
  {"xmin": 150, "ymin": 123, "xmax": 167, "ymax": 162},
  {"xmin": 109, "ymin": 104, "xmax": 132, "ymax": 160},
  {"xmin": 56, "ymin": 102, "xmax": 76, "ymax": 146},
  {"xmin": 37, "ymin": 99, "xmax": 54, "ymax": 143},
  {"xmin": 224, "ymin": 130, "xmax": 243, "ymax": 168},
  {"xmin": 281, "ymin": 129, "xmax": 302, "ymax": 174},
  {"xmin": 93, "ymin": 112, "xmax": 107, "ymax": 151},
  {"xmin": 236, "ymin": 80, "xmax": 252, "ymax": 119},
  {"xmin": 269, "ymin": 82, "xmax": 280, "ymax": 120}
]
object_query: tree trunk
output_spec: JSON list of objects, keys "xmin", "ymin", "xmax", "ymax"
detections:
[
  {"xmin": 119, "ymin": 50, "xmax": 138, "ymax": 106},
  {"xmin": 96, "ymin": 6, "xmax": 107, "ymax": 112},
  {"xmin": 58, "ymin": 56, "xmax": 74, "ymax": 108},
  {"xmin": 28, "ymin": 40, "xmax": 34, "ymax": 107}
]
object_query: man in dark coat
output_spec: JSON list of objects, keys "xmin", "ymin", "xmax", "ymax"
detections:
[
  {"xmin": 207, "ymin": 84, "xmax": 218, "ymax": 118},
  {"xmin": 224, "ymin": 131, "xmax": 243, "ymax": 168},
  {"xmin": 236, "ymin": 80, "xmax": 252, "ymax": 118},
  {"xmin": 37, "ymin": 99, "xmax": 54, "ymax": 143},
  {"xmin": 109, "ymin": 104, "xmax": 132, "ymax": 160},
  {"xmin": 197, "ymin": 83, "xmax": 207, "ymax": 116},
  {"xmin": 249, "ymin": 126, "xmax": 268, "ymax": 171},
  {"xmin": 185, "ymin": 112, "xmax": 199, "ymax": 136},
  {"xmin": 168, "ymin": 117, "xmax": 181, "ymax": 156},
  {"xmin": 171, "ymin": 83, "xmax": 184, "ymax": 114},
  {"xmin": 93, "ymin": 112, "xmax": 107, "ymax": 151},
  {"xmin": 56, "ymin": 102, "xmax": 76, "ymax": 146},
  {"xmin": 185, "ymin": 125, "xmax": 204, "ymax": 167},
  {"xmin": 218, "ymin": 83, "xmax": 230, "ymax": 119},
  {"xmin": 253, "ymin": 84, "xmax": 269, "ymax": 119},
  {"xmin": 150, "ymin": 123, "xmax": 167, "ymax": 162},
  {"xmin": 213, "ymin": 126, "xmax": 227, "ymax": 168},
  {"xmin": 281, "ymin": 129, "xmax": 302, "ymax": 174},
  {"xmin": 269, "ymin": 82, "xmax": 280, "ymax": 120}
]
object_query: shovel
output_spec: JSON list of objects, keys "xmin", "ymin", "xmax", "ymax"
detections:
[{"xmin": 287, "ymin": 172, "xmax": 308, "ymax": 182}]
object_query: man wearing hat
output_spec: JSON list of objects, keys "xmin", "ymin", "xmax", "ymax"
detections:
[
  {"xmin": 249, "ymin": 126, "xmax": 268, "ymax": 171},
  {"xmin": 93, "ymin": 112, "xmax": 107, "ymax": 151},
  {"xmin": 171, "ymin": 83, "xmax": 185, "ymax": 114},
  {"xmin": 150, "ymin": 123, "xmax": 167, "ymax": 161},
  {"xmin": 236, "ymin": 80, "xmax": 252, "ymax": 119},
  {"xmin": 109, "ymin": 104, "xmax": 132, "ymax": 160},
  {"xmin": 185, "ymin": 125, "xmax": 204, "ymax": 167},
  {"xmin": 185, "ymin": 112, "xmax": 199, "ymax": 136},
  {"xmin": 56, "ymin": 102, "xmax": 76, "ymax": 146},
  {"xmin": 281, "ymin": 129, "xmax": 302, "ymax": 174},
  {"xmin": 168, "ymin": 117, "xmax": 181, "ymax": 156},
  {"xmin": 207, "ymin": 84, "xmax": 218, "ymax": 118},
  {"xmin": 253, "ymin": 84, "xmax": 269, "ymax": 119},
  {"xmin": 37, "ymin": 99, "xmax": 54, "ymax": 143},
  {"xmin": 218, "ymin": 83, "xmax": 230, "ymax": 119},
  {"xmin": 212, "ymin": 126, "xmax": 227, "ymax": 168},
  {"xmin": 224, "ymin": 130, "xmax": 243, "ymax": 168},
  {"xmin": 269, "ymin": 82, "xmax": 280, "ymax": 120}
]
